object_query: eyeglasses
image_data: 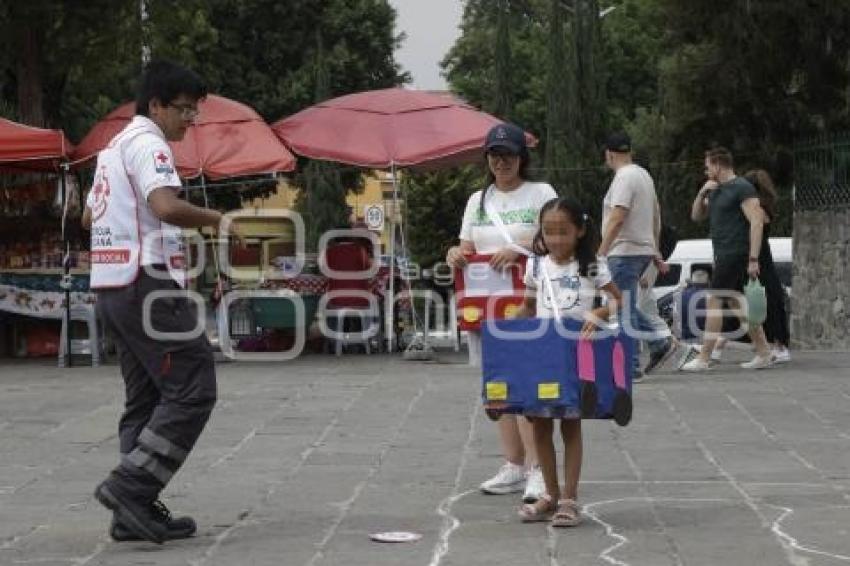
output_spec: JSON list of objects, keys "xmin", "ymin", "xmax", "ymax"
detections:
[
  {"xmin": 169, "ymin": 102, "xmax": 199, "ymax": 120},
  {"xmin": 487, "ymin": 151, "xmax": 518, "ymax": 162}
]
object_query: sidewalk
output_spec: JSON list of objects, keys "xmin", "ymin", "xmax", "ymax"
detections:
[{"xmin": 1, "ymin": 350, "xmax": 849, "ymax": 566}]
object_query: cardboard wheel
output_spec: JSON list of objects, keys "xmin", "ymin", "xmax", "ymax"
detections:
[
  {"xmin": 579, "ymin": 381, "xmax": 598, "ymax": 419},
  {"xmin": 612, "ymin": 391, "xmax": 632, "ymax": 427}
]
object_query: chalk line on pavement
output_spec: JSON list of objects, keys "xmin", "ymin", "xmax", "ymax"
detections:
[
  {"xmin": 427, "ymin": 400, "xmax": 481, "ymax": 566},
  {"xmin": 659, "ymin": 390, "xmax": 810, "ymax": 566},
  {"xmin": 305, "ymin": 382, "xmax": 429, "ymax": 566}
]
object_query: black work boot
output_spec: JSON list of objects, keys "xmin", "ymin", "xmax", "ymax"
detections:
[
  {"xmin": 94, "ymin": 480, "xmax": 168, "ymax": 544},
  {"xmin": 110, "ymin": 500, "xmax": 197, "ymax": 542}
]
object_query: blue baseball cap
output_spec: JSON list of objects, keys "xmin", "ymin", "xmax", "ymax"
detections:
[
  {"xmin": 485, "ymin": 123, "xmax": 527, "ymax": 155},
  {"xmin": 605, "ymin": 131, "xmax": 632, "ymax": 153}
]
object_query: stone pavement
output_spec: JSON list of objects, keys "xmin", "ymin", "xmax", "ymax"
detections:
[{"xmin": 1, "ymin": 349, "xmax": 849, "ymax": 566}]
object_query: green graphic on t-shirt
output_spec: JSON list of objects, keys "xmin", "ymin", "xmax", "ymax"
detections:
[{"xmin": 473, "ymin": 208, "xmax": 537, "ymax": 226}]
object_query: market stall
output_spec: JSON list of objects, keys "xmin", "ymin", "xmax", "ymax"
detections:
[{"xmin": 0, "ymin": 118, "xmax": 83, "ymax": 361}]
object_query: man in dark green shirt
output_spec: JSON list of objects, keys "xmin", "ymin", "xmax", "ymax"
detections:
[
  {"xmin": 679, "ymin": 147, "xmax": 774, "ymax": 372},
  {"xmin": 708, "ymin": 177, "xmax": 759, "ymax": 260}
]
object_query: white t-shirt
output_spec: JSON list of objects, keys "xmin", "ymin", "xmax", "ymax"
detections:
[
  {"xmin": 524, "ymin": 255, "xmax": 612, "ymax": 319},
  {"xmin": 602, "ymin": 164, "xmax": 658, "ymax": 256},
  {"xmin": 459, "ymin": 182, "xmax": 557, "ymax": 253}
]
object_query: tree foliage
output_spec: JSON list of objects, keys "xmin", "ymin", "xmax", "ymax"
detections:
[
  {"xmin": 433, "ymin": 0, "xmax": 850, "ymax": 240},
  {"xmin": 1, "ymin": 0, "xmax": 407, "ymax": 135},
  {"xmin": 292, "ymin": 28, "xmax": 353, "ymax": 251},
  {"xmin": 403, "ymin": 165, "xmax": 488, "ymax": 268},
  {"xmin": 441, "ymin": 0, "xmax": 549, "ymax": 135}
]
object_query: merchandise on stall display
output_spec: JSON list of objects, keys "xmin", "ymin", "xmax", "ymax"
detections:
[
  {"xmin": 1, "ymin": 175, "xmax": 89, "ymax": 272},
  {"xmin": 0, "ymin": 236, "xmax": 88, "ymax": 271}
]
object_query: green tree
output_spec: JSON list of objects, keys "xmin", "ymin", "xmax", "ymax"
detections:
[
  {"xmin": 0, "ymin": 1, "xmax": 141, "ymax": 130},
  {"xmin": 568, "ymin": 0, "xmax": 606, "ymax": 165},
  {"xmin": 492, "ymin": 0, "xmax": 514, "ymax": 118},
  {"xmin": 543, "ymin": 0, "xmax": 572, "ymax": 196},
  {"xmin": 1, "ymin": 0, "xmax": 407, "ymax": 211},
  {"xmin": 1, "ymin": 0, "xmax": 407, "ymax": 134},
  {"xmin": 644, "ymin": 0, "xmax": 850, "ymax": 237},
  {"xmin": 403, "ymin": 165, "xmax": 487, "ymax": 268},
  {"xmin": 188, "ymin": 0, "xmax": 408, "ymax": 123},
  {"xmin": 292, "ymin": 30, "xmax": 352, "ymax": 251},
  {"xmin": 442, "ymin": 0, "xmax": 549, "ymax": 136}
]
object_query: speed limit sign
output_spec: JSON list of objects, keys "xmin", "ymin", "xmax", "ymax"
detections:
[{"xmin": 364, "ymin": 204, "xmax": 385, "ymax": 231}]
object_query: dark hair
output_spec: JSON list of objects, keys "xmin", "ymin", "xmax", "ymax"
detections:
[
  {"xmin": 705, "ymin": 146, "xmax": 734, "ymax": 169},
  {"xmin": 744, "ymin": 168, "xmax": 778, "ymax": 221},
  {"xmin": 477, "ymin": 148, "xmax": 532, "ymax": 219},
  {"xmin": 135, "ymin": 60, "xmax": 208, "ymax": 116},
  {"xmin": 532, "ymin": 197, "xmax": 600, "ymax": 277}
]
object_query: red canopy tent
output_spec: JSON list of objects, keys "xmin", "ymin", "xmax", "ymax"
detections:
[
  {"xmin": 0, "ymin": 117, "xmax": 72, "ymax": 171},
  {"xmin": 272, "ymin": 87, "xmax": 537, "ymax": 352},
  {"xmin": 0, "ymin": 118, "xmax": 76, "ymax": 365},
  {"xmin": 72, "ymin": 94, "xmax": 296, "ymax": 179},
  {"xmin": 272, "ymin": 88, "xmax": 535, "ymax": 170}
]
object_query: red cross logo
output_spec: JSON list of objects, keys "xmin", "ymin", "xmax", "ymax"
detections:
[
  {"xmin": 92, "ymin": 169, "xmax": 111, "ymax": 222},
  {"xmin": 156, "ymin": 152, "xmax": 169, "ymax": 164}
]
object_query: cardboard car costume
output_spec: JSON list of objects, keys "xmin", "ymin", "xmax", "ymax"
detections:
[
  {"xmin": 481, "ymin": 317, "xmax": 634, "ymax": 426},
  {"xmin": 454, "ymin": 254, "xmax": 527, "ymax": 331}
]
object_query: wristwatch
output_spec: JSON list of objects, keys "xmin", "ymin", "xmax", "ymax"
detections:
[{"xmin": 748, "ymin": 257, "xmax": 758, "ymax": 262}]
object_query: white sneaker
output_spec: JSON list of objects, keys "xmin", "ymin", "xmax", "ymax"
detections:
[
  {"xmin": 677, "ymin": 345, "xmax": 700, "ymax": 369},
  {"xmin": 680, "ymin": 356, "xmax": 712, "ymax": 372},
  {"xmin": 772, "ymin": 347, "xmax": 791, "ymax": 364},
  {"xmin": 480, "ymin": 462, "xmax": 526, "ymax": 495},
  {"xmin": 522, "ymin": 466, "xmax": 546, "ymax": 503},
  {"xmin": 694, "ymin": 344, "xmax": 724, "ymax": 362},
  {"xmin": 741, "ymin": 354, "xmax": 774, "ymax": 370}
]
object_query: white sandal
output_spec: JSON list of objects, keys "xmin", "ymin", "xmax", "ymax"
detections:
[
  {"xmin": 518, "ymin": 493, "xmax": 556, "ymax": 523},
  {"xmin": 551, "ymin": 498, "xmax": 581, "ymax": 527}
]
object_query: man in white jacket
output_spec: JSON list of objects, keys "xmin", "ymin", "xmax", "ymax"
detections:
[{"xmin": 88, "ymin": 61, "xmax": 232, "ymax": 544}]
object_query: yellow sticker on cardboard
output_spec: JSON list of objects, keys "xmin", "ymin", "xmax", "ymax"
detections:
[
  {"xmin": 462, "ymin": 306, "xmax": 482, "ymax": 323},
  {"xmin": 486, "ymin": 382, "xmax": 508, "ymax": 401},
  {"xmin": 538, "ymin": 382, "xmax": 560, "ymax": 400}
]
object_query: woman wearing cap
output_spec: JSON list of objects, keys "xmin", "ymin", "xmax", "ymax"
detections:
[{"xmin": 446, "ymin": 123, "xmax": 557, "ymax": 503}]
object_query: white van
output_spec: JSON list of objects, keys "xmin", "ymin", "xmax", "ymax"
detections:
[{"xmin": 652, "ymin": 238, "xmax": 792, "ymax": 300}]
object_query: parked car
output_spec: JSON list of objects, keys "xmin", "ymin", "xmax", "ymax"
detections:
[
  {"xmin": 653, "ymin": 238, "xmax": 792, "ymax": 299},
  {"xmin": 654, "ymin": 238, "xmax": 792, "ymax": 338}
]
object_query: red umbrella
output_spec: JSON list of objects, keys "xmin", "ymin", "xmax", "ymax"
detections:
[
  {"xmin": 72, "ymin": 94, "xmax": 296, "ymax": 179},
  {"xmin": 271, "ymin": 87, "xmax": 536, "ymax": 169},
  {"xmin": 272, "ymin": 87, "xmax": 536, "ymax": 352},
  {"xmin": 0, "ymin": 117, "xmax": 72, "ymax": 171}
]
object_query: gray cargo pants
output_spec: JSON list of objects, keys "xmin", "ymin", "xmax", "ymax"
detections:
[{"xmin": 96, "ymin": 266, "xmax": 216, "ymax": 501}]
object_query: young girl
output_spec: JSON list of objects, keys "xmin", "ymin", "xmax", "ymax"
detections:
[{"xmin": 516, "ymin": 197, "xmax": 622, "ymax": 527}]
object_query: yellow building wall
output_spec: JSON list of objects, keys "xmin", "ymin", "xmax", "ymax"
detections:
[{"xmin": 242, "ymin": 172, "xmax": 401, "ymax": 252}]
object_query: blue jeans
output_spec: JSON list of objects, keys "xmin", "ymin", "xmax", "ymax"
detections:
[{"xmin": 607, "ymin": 255, "xmax": 670, "ymax": 371}]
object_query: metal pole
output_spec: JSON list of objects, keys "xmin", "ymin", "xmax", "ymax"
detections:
[
  {"xmin": 140, "ymin": 0, "xmax": 151, "ymax": 66},
  {"xmin": 387, "ymin": 163, "xmax": 398, "ymax": 352},
  {"xmin": 200, "ymin": 174, "xmax": 229, "ymax": 349},
  {"xmin": 60, "ymin": 164, "xmax": 72, "ymax": 367},
  {"xmin": 200, "ymin": 174, "xmax": 222, "ymax": 277}
]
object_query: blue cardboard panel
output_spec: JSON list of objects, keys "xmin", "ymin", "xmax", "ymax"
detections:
[{"xmin": 481, "ymin": 317, "xmax": 635, "ymax": 423}]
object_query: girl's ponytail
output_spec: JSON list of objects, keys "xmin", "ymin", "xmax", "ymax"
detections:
[{"xmin": 576, "ymin": 210, "xmax": 600, "ymax": 278}]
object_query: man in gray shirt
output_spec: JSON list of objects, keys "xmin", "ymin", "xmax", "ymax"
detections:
[{"xmin": 599, "ymin": 132, "xmax": 678, "ymax": 377}]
